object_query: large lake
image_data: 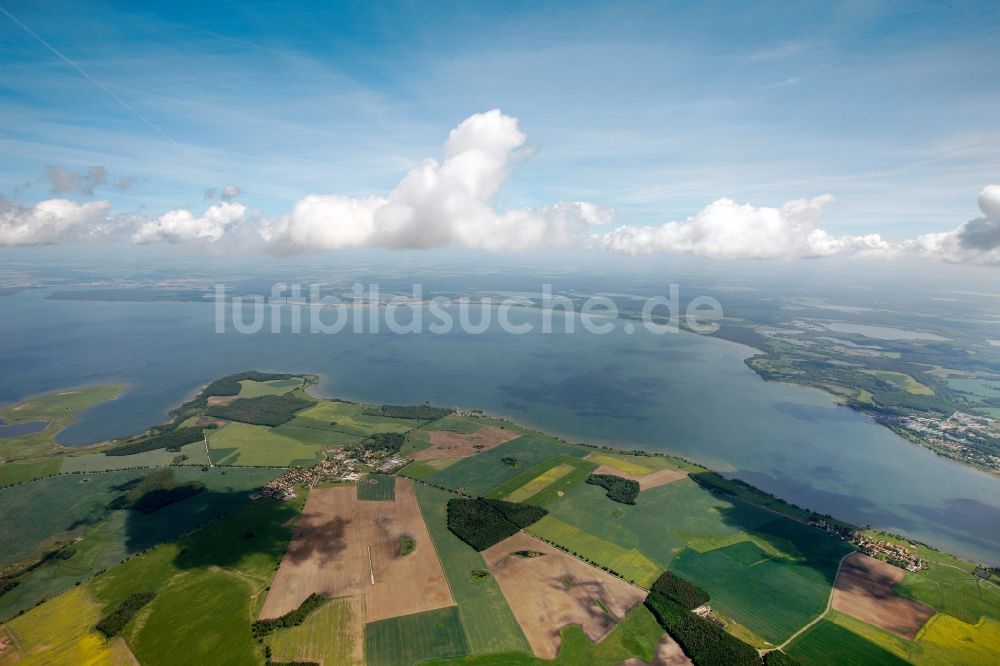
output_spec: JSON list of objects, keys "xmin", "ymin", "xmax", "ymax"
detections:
[{"xmin": 1, "ymin": 290, "xmax": 998, "ymax": 564}]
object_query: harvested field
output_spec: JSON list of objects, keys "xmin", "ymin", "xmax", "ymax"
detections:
[
  {"xmin": 831, "ymin": 552, "xmax": 934, "ymax": 639},
  {"xmin": 483, "ymin": 532, "xmax": 646, "ymax": 659},
  {"xmin": 591, "ymin": 465, "xmax": 688, "ymax": 491},
  {"xmin": 206, "ymin": 395, "xmax": 237, "ymax": 406},
  {"xmin": 258, "ymin": 478, "xmax": 454, "ymax": 624},
  {"xmin": 410, "ymin": 426, "xmax": 520, "ymax": 460}
]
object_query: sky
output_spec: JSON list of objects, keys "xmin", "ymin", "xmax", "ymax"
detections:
[{"xmin": 1, "ymin": 0, "xmax": 999, "ymax": 262}]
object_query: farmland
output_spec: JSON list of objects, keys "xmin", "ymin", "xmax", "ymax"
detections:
[
  {"xmin": 831, "ymin": 552, "xmax": 934, "ymax": 638},
  {"xmin": 207, "ymin": 421, "xmax": 324, "ymax": 466},
  {"xmin": 482, "ymin": 532, "xmax": 646, "ymax": 659},
  {"xmin": 528, "ymin": 515, "xmax": 661, "ymax": 587},
  {"xmin": 428, "ymin": 436, "xmax": 589, "ymax": 495},
  {"xmin": 60, "ymin": 440, "xmax": 210, "ymax": 473},
  {"xmin": 357, "ymin": 472, "xmax": 396, "ymax": 500},
  {"xmin": 2, "ymin": 371, "xmax": 999, "ymax": 665},
  {"xmin": 258, "ymin": 480, "xmax": 454, "ymax": 622},
  {"xmin": 0, "ymin": 466, "xmax": 277, "ymax": 619},
  {"xmin": 0, "ymin": 586, "xmax": 136, "ymax": 666},
  {"xmin": 414, "ymin": 484, "xmax": 532, "ymax": 655},
  {"xmin": 294, "ymin": 400, "xmax": 418, "ymax": 435},
  {"xmin": 410, "ymin": 426, "xmax": 520, "ymax": 460},
  {"xmin": 486, "ymin": 454, "xmax": 597, "ymax": 506},
  {"xmin": 238, "ymin": 377, "xmax": 303, "ymax": 398},
  {"xmin": 0, "ymin": 456, "xmax": 61, "ymax": 487},
  {"xmin": 423, "ymin": 604, "xmax": 672, "ymax": 665},
  {"xmin": 787, "ymin": 619, "xmax": 909, "ymax": 665},
  {"xmin": 268, "ymin": 595, "xmax": 364, "ymax": 665},
  {"xmin": 670, "ymin": 518, "xmax": 852, "ymax": 644},
  {"xmin": 365, "ymin": 606, "xmax": 469, "ymax": 666}
]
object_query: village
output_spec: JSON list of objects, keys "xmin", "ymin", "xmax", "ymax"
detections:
[
  {"xmin": 894, "ymin": 410, "xmax": 1000, "ymax": 472},
  {"xmin": 251, "ymin": 444, "xmax": 409, "ymax": 502},
  {"xmin": 808, "ymin": 518, "xmax": 923, "ymax": 572}
]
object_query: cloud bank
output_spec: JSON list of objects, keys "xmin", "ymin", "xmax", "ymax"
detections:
[
  {"xmin": 0, "ymin": 196, "xmax": 111, "ymax": 245},
  {"xmin": 1, "ymin": 111, "xmax": 997, "ymax": 265},
  {"xmin": 597, "ymin": 195, "xmax": 889, "ymax": 259}
]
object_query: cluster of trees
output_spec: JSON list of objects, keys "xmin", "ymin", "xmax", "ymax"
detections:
[
  {"xmin": 252, "ymin": 593, "xmax": 329, "ymax": 637},
  {"xmin": 0, "ymin": 577, "xmax": 18, "ymax": 597},
  {"xmin": 106, "ymin": 425, "xmax": 210, "ymax": 456},
  {"xmin": 644, "ymin": 591, "xmax": 760, "ymax": 666},
  {"xmin": 106, "ymin": 469, "xmax": 205, "ymax": 514},
  {"xmin": 587, "ymin": 473, "xmax": 640, "ymax": 504},
  {"xmin": 167, "ymin": 371, "xmax": 307, "ymax": 423},
  {"xmin": 446, "ymin": 498, "xmax": 547, "ymax": 551},
  {"xmin": 651, "ymin": 570, "xmax": 710, "ymax": 610},
  {"xmin": 202, "ymin": 371, "xmax": 302, "ymax": 398},
  {"xmin": 764, "ymin": 650, "xmax": 801, "ymax": 666},
  {"xmin": 364, "ymin": 403, "xmax": 453, "ymax": 420},
  {"xmin": 206, "ymin": 393, "xmax": 314, "ymax": 427},
  {"xmin": 96, "ymin": 591, "xmax": 156, "ymax": 637},
  {"xmin": 361, "ymin": 432, "xmax": 406, "ymax": 453}
]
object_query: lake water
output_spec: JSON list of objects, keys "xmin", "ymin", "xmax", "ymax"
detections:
[
  {"xmin": 0, "ymin": 418, "xmax": 48, "ymax": 438},
  {"xmin": 1, "ymin": 290, "xmax": 998, "ymax": 564},
  {"xmin": 822, "ymin": 322, "xmax": 951, "ymax": 341}
]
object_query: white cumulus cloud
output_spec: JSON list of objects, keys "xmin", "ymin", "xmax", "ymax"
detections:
[
  {"xmin": 132, "ymin": 201, "xmax": 247, "ymax": 244},
  {"xmin": 899, "ymin": 184, "xmax": 1000, "ymax": 264},
  {"xmin": 598, "ymin": 195, "xmax": 889, "ymax": 259},
  {"xmin": 260, "ymin": 109, "xmax": 612, "ymax": 253},
  {"xmin": 0, "ymin": 196, "xmax": 111, "ymax": 246}
]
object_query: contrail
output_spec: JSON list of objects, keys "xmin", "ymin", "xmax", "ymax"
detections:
[{"xmin": 0, "ymin": 4, "xmax": 177, "ymax": 144}]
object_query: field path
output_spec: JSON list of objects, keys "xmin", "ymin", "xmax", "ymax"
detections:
[{"xmin": 768, "ymin": 551, "xmax": 852, "ymax": 653}]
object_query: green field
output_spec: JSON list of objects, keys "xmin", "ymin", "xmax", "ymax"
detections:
[
  {"xmin": 2, "ymin": 494, "xmax": 303, "ymax": 666},
  {"xmin": 414, "ymin": 484, "xmax": 531, "ymax": 655},
  {"xmin": 486, "ymin": 454, "xmax": 597, "ymax": 506},
  {"xmin": 528, "ymin": 515, "xmax": 661, "ymax": 587},
  {"xmin": 863, "ymin": 370, "xmax": 934, "ymax": 395},
  {"xmin": 357, "ymin": 473, "xmax": 396, "ymax": 500},
  {"xmin": 547, "ymin": 477, "xmax": 776, "ymax": 570},
  {"xmin": 0, "ymin": 384, "xmax": 125, "ymax": 460},
  {"xmin": 0, "ymin": 586, "xmax": 136, "ymax": 665},
  {"xmin": 884, "ymin": 533, "xmax": 1000, "ymax": 625},
  {"xmin": 131, "ymin": 570, "xmax": 257, "ymax": 666},
  {"xmin": 0, "ymin": 456, "xmax": 62, "ymax": 487},
  {"xmin": 268, "ymin": 597, "xmax": 361, "ymax": 665},
  {"xmin": 400, "ymin": 458, "xmax": 459, "ymax": 480},
  {"xmin": 295, "ymin": 400, "xmax": 417, "ymax": 435},
  {"xmin": 0, "ymin": 467, "xmax": 278, "ymax": 619},
  {"xmin": 238, "ymin": 377, "xmax": 304, "ymax": 398},
  {"xmin": 787, "ymin": 619, "xmax": 909, "ymax": 665},
  {"xmin": 207, "ymin": 421, "xmax": 324, "ymax": 466},
  {"xmin": 60, "ymin": 441, "xmax": 210, "ymax": 473},
  {"xmin": 425, "ymin": 604, "xmax": 667, "ymax": 665},
  {"xmin": 669, "ymin": 518, "xmax": 851, "ymax": 644},
  {"xmin": 272, "ymin": 414, "xmax": 365, "ymax": 446},
  {"xmin": 365, "ymin": 606, "xmax": 470, "ymax": 666},
  {"xmin": 428, "ymin": 436, "xmax": 588, "ymax": 496}
]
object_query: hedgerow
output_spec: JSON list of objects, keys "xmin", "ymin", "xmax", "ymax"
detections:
[{"xmin": 96, "ymin": 591, "xmax": 156, "ymax": 637}]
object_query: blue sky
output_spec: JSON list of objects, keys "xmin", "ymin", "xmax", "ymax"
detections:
[{"xmin": 1, "ymin": 0, "xmax": 998, "ymax": 248}]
